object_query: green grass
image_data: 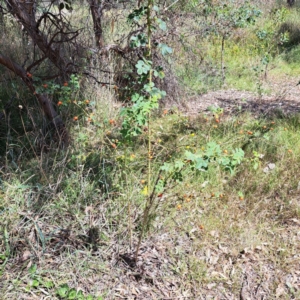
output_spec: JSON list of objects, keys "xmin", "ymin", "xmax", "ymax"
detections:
[
  {"xmin": 2, "ymin": 1, "xmax": 300, "ymax": 299},
  {"xmin": 174, "ymin": 5, "xmax": 300, "ymax": 94},
  {"xmin": 1, "ymin": 107, "xmax": 300, "ymax": 298}
]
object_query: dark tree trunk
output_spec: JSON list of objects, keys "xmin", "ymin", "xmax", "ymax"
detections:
[
  {"xmin": 88, "ymin": 0, "xmax": 105, "ymax": 48},
  {"xmin": 287, "ymin": 0, "xmax": 295, "ymax": 7},
  {"xmin": 0, "ymin": 53, "xmax": 69, "ymax": 146},
  {"xmin": 5, "ymin": 0, "xmax": 75, "ymax": 75},
  {"xmin": 1, "ymin": 0, "xmax": 84, "ymax": 146}
]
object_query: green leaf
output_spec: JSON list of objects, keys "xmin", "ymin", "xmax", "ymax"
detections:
[
  {"xmin": 205, "ymin": 142, "xmax": 221, "ymax": 157},
  {"xmin": 150, "ymin": 87, "xmax": 166, "ymax": 99},
  {"xmin": 172, "ymin": 171, "xmax": 183, "ymax": 182},
  {"xmin": 143, "ymin": 82, "xmax": 155, "ymax": 92},
  {"xmin": 161, "ymin": 162, "xmax": 174, "ymax": 173},
  {"xmin": 31, "ymin": 279, "xmax": 39, "ymax": 288},
  {"xmin": 155, "ymin": 179, "xmax": 165, "ymax": 193},
  {"xmin": 43, "ymin": 280, "xmax": 54, "ymax": 289},
  {"xmin": 174, "ymin": 160, "xmax": 184, "ymax": 170},
  {"xmin": 128, "ymin": 7, "xmax": 147, "ymax": 22},
  {"xmin": 232, "ymin": 148, "xmax": 244, "ymax": 163},
  {"xmin": 157, "ymin": 18, "xmax": 167, "ymax": 31},
  {"xmin": 130, "ymin": 34, "xmax": 147, "ymax": 48},
  {"xmin": 218, "ymin": 156, "xmax": 231, "ymax": 166},
  {"xmin": 28, "ymin": 264, "xmax": 37, "ymax": 275},
  {"xmin": 158, "ymin": 43, "xmax": 173, "ymax": 56},
  {"xmin": 136, "ymin": 60, "xmax": 151, "ymax": 75},
  {"xmin": 67, "ymin": 288, "xmax": 77, "ymax": 299},
  {"xmin": 57, "ymin": 284, "xmax": 69, "ymax": 299},
  {"xmin": 153, "ymin": 67, "xmax": 165, "ymax": 79},
  {"xmin": 185, "ymin": 151, "xmax": 196, "ymax": 161},
  {"xmin": 195, "ymin": 157, "xmax": 208, "ymax": 170}
]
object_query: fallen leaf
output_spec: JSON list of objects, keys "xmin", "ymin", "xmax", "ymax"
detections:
[
  {"xmin": 289, "ymin": 218, "xmax": 300, "ymax": 225},
  {"xmin": 207, "ymin": 283, "xmax": 216, "ymax": 290},
  {"xmin": 276, "ymin": 284, "xmax": 285, "ymax": 297},
  {"xmin": 268, "ymin": 163, "xmax": 275, "ymax": 170},
  {"xmin": 21, "ymin": 250, "xmax": 31, "ymax": 262},
  {"xmin": 210, "ymin": 230, "xmax": 219, "ymax": 237}
]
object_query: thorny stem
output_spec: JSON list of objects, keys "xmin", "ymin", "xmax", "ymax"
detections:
[{"xmin": 135, "ymin": 0, "xmax": 154, "ymax": 263}]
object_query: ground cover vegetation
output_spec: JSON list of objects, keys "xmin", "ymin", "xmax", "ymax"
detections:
[{"xmin": 0, "ymin": 0, "xmax": 300, "ymax": 298}]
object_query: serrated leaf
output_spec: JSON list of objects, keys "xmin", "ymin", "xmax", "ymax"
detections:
[
  {"xmin": 218, "ymin": 156, "xmax": 231, "ymax": 166},
  {"xmin": 136, "ymin": 60, "xmax": 151, "ymax": 75},
  {"xmin": 206, "ymin": 142, "xmax": 221, "ymax": 157},
  {"xmin": 232, "ymin": 148, "xmax": 244, "ymax": 163},
  {"xmin": 185, "ymin": 151, "xmax": 197, "ymax": 161},
  {"xmin": 161, "ymin": 162, "xmax": 173, "ymax": 172},
  {"xmin": 196, "ymin": 158, "xmax": 209, "ymax": 170},
  {"xmin": 174, "ymin": 160, "xmax": 184, "ymax": 170},
  {"xmin": 128, "ymin": 7, "xmax": 147, "ymax": 22},
  {"xmin": 172, "ymin": 171, "xmax": 183, "ymax": 182}
]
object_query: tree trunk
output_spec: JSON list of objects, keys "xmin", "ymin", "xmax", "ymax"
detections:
[
  {"xmin": 5, "ymin": 0, "xmax": 73, "ymax": 75},
  {"xmin": 88, "ymin": 0, "xmax": 105, "ymax": 48},
  {"xmin": 0, "ymin": 53, "xmax": 69, "ymax": 146},
  {"xmin": 287, "ymin": 0, "xmax": 295, "ymax": 7}
]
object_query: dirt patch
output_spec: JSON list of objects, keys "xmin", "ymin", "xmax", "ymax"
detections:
[{"xmin": 175, "ymin": 76, "xmax": 300, "ymax": 117}]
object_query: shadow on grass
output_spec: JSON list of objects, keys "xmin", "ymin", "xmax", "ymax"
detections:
[{"xmin": 223, "ymin": 98, "xmax": 300, "ymax": 117}]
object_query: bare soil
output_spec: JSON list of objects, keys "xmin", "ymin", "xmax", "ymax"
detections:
[{"xmin": 183, "ymin": 76, "xmax": 300, "ymax": 117}]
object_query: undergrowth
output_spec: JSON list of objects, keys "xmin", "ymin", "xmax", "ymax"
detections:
[
  {"xmin": 1, "ymin": 1, "xmax": 300, "ymax": 299},
  {"xmin": 1, "ymin": 105, "xmax": 300, "ymax": 298},
  {"xmin": 175, "ymin": 3, "xmax": 300, "ymax": 94}
]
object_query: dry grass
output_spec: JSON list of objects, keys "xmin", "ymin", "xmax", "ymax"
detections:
[
  {"xmin": 1, "ymin": 1, "xmax": 300, "ymax": 299},
  {"xmin": 1, "ymin": 104, "xmax": 300, "ymax": 299}
]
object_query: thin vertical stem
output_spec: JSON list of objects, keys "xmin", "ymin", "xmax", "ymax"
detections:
[
  {"xmin": 135, "ymin": 0, "xmax": 154, "ymax": 263},
  {"xmin": 221, "ymin": 35, "xmax": 225, "ymax": 84}
]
